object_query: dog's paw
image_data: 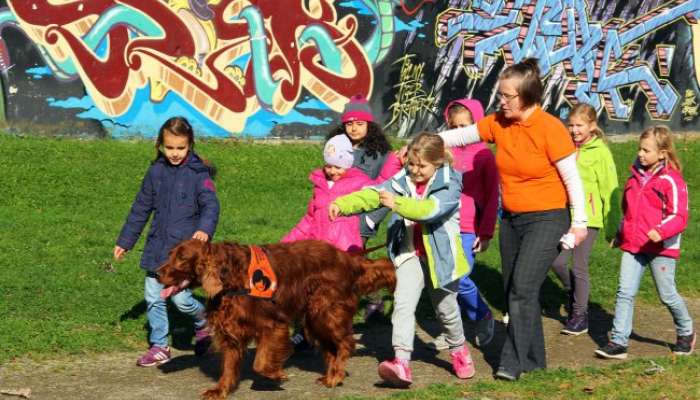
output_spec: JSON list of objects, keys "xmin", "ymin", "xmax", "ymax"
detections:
[
  {"xmin": 201, "ymin": 387, "xmax": 227, "ymax": 400},
  {"xmin": 258, "ymin": 370, "xmax": 288, "ymax": 382},
  {"xmin": 317, "ymin": 375, "xmax": 343, "ymax": 388}
]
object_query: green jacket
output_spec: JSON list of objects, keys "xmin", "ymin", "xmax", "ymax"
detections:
[
  {"xmin": 577, "ymin": 137, "xmax": 620, "ymax": 241},
  {"xmin": 334, "ymin": 165, "xmax": 470, "ymax": 288}
]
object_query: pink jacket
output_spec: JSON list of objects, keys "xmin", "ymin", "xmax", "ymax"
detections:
[
  {"xmin": 444, "ymin": 99, "xmax": 499, "ymax": 238},
  {"xmin": 282, "ymin": 155, "xmax": 401, "ymax": 252},
  {"xmin": 619, "ymin": 162, "xmax": 688, "ymax": 259}
]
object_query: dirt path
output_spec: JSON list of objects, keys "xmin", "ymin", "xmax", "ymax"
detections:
[{"xmin": 1, "ymin": 299, "xmax": 698, "ymax": 400}]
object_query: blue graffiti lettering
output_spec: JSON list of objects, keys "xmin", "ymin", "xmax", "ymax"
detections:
[{"xmin": 437, "ymin": 0, "xmax": 700, "ymax": 120}]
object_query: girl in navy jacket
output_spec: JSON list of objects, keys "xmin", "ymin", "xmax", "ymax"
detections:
[{"xmin": 114, "ymin": 117, "xmax": 220, "ymax": 367}]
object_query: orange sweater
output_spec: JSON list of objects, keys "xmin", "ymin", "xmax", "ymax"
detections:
[{"xmin": 477, "ymin": 107, "xmax": 575, "ymax": 213}]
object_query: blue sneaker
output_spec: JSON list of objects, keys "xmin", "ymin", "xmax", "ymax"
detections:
[{"xmin": 475, "ymin": 313, "xmax": 495, "ymax": 347}]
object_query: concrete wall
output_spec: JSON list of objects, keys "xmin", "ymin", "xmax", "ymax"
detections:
[{"xmin": 1, "ymin": 0, "xmax": 699, "ymax": 138}]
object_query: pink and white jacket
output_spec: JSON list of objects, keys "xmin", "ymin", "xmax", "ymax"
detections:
[
  {"xmin": 282, "ymin": 156, "xmax": 401, "ymax": 252},
  {"xmin": 619, "ymin": 161, "xmax": 689, "ymax": 259},
  {"xmin": 444, "ymin": 99, "xmax": 499, "ymax": 238}
]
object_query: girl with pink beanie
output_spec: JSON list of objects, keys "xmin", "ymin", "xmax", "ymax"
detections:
[{"xmin": 327, "ymin": 94, "xmax": 402, "ymax": 320}]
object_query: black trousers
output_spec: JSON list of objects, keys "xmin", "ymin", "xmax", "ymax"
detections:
[{"xmin": 498, "ymin": 208, "xmax": 570, "ymax": 375}]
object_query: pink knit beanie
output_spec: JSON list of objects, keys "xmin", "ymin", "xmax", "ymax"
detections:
[{"xmin": 341, "ymin": 94, "xmax": 374, "ymax": 123}]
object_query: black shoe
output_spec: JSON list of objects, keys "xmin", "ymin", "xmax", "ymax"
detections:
[
  {"xmin": 494, "ymin": 367, "xmax": 519, "ymax": 381},
  {"xmin": 291, "ymin": 332, "xmax": 312, "ymax": 352},
  {"xmin": 595, "ymin": 341, "xmax": 628, "ymax": 359},
  {"xmin": 671, "ymin": 332, "xmax": 696, "ymax": 355}
]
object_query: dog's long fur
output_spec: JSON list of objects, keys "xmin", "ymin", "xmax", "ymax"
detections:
[{"xmin": 157, "ymin": 239, "xmax": 396, "ymax": 400}]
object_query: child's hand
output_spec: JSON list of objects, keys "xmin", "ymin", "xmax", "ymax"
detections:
[
  {"xmin": 570, "ymin": 227, "xmax": 588, "ymax": 246},
  {"xmin": 397, "ymin": 146, "xmax": 409, "ymax": 166},
  {"xmin": 113, "ymin": 245, "xmax": 127, "ymax": 261},
  {"xmin": 647, "ymin": 229, "xmax": 662, "ymax": 243},
  {"xmin": 473, "ymin": 237, "xmax": 490, "ymax": 252},
  {"xmin": 329, "ymin": 203, "xmax": 341, "ymax": 221},
  {"xmin": 378, "ymin": 190, "xmax": 396, "ymax": 209},
  {"xmin": 192, "ymin": 230, "xmax": 209, "ymax": 241}
]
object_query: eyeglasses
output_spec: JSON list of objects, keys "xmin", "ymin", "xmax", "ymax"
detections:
[{"xmin": 496, "ymin": 92, "xmax": 519, "ymax": 102}]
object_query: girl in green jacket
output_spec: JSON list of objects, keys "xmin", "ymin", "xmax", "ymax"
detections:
[
  {"xmin": 330, "ymin": 133, "xmax": 475, "ymax": 387},
  {"xmin": 553, "ymin": 103, "xmax": 620, "ymax": 335}
]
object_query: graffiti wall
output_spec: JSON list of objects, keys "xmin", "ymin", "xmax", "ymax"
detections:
[{"xmin": 1, "ymin": 0, "xmax": 699, "ymax": 138}]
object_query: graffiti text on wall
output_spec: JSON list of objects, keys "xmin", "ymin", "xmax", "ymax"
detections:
[
  {"xmin": 436, "ymin": 0, "xmax": 700, "ymax": 121},
  {"xmin": 386, "ymin": 54, "xmax": 436, "ymax": 136},
  {"xmin": 4, "ymin": 0, "xmax": 383, "ymax": 132}
]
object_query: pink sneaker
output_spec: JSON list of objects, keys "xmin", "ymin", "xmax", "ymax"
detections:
[
  {"xmin": 450, "ymin": 346, "xmax": 475, "ymax": 379},
  {"xmin": 136, "ymin": 345, "xmax": 171, "ymax": 367},
  {"xmin": 378, "ymin": 358, "xmax": 412, "ymax": 387},
  {"xmin": 194, "ymin": 327, "xmax": 213, "ymax": 356}
]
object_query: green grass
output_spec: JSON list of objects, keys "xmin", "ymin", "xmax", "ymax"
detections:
[
  {"xmin": 1, "ymin": 134, "xmax": 699, "ymax": 397},
  {"xmin": 340, "ymin": 355, "xmax": 700, "ymax": 399}
]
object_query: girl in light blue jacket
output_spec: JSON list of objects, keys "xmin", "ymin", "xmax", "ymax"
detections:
[{"xmin": 330, "ymin": 133, "xmax": 475, "ymax": 387}]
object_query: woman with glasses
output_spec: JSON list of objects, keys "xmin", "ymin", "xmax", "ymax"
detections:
[{"xmin": 439, "ymin": 58, "xmax": 588, "ymax": 381}]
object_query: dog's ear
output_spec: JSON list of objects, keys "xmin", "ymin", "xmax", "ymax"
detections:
[{"xmin": 196, "ymin": 242, "xmax": 223, "ymax": 297}]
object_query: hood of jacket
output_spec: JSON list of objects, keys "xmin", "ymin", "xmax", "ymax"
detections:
[{"xmin": 443, "ymin": 98, "xmax": 485, "ymax": 125}]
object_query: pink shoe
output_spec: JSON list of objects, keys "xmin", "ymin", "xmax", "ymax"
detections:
[
  {"xmin": 450, "ymin": 346, "xmax": 475, "ymax": 379},
  {"xmin": 378, "ymin": 358, "xmax": 412, "ymax": 387},
  {"xmin": 136, "ymin": 345, "xmax": 171, "ymax": 367}
]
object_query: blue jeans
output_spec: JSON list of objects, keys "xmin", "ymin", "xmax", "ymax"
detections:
[
  {"xmin": 144, "ymin": 276, "xmax": 207, "ymax": 347},
  {"xmin": 610, "ymin": 252, "xmax": 694, "ymax": 346},
  {"xmin": 456, "ymin": 233, "xmax": 492, "ymax": 321}
]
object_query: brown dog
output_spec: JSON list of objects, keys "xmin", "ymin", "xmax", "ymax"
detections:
[{"xmin": 157, "ymin": 239, "xmax": 395, "ymax": 400}]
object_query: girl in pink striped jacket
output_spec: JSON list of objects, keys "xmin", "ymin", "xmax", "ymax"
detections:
[
  {"xmin": 428, "ymin": 99, "xmax": 499, "ymax": 351},
  {"xmin": 596, "ymin": 126, "xmax": 695, "ymax": 359}
]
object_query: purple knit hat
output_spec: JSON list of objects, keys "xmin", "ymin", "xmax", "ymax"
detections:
[
  {"xmin": 324, "ymin": 134, "xmax": 354, "ymax": 169},
  {"xmin": 341, "ymin": 94, "xmax": 374, "ymax": 123}
]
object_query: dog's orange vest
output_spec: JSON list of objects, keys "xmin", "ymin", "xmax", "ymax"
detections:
[{"xmin": 247, "ymin": 245, "xmax": 277, "ymax": 299}]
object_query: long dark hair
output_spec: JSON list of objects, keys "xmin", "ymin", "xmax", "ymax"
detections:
[
  {"xmin": 326, "ymin": 121, "xmax": 390, "ymax": 158},
  {"xmin": 154, "ymin": 116, "xmax": 195, "ymax": 162}
]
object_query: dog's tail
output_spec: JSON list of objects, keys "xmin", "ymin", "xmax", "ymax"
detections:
[{"xmin": 354, "ymin": 257, "xmax": 396, "ymax": 295}]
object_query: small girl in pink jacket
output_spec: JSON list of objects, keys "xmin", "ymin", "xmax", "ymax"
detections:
[
  {"xmin": 282, "ymin": 134, "xmax": 395, "ymax": 252},
  {"xmin": 430, "ymin": 99, "xmax": 499, "ymax": 351},
  {"xmin": 596, "ymin": 126, "xmax": 695, "ymax": 359},
  {"xmin": 283, "ymin": 132, "xmax": 400, "ymax": 351}
]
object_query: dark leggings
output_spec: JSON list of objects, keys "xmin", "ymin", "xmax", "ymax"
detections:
[{"xmin": 551, "ymin": 228, "xmax": 599, "ymax": 316}]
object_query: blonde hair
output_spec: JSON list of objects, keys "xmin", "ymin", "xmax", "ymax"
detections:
[
  {"xmin": 569, "ymin": 103, "xmax": 605, "ymax": 140},
  {"xmin": 640, "ymin": 125, "xmax": 682, "ymax": 171},
  {"xmin": 408, "ymin": 132, "xmax": 452, "ymax": 166}
]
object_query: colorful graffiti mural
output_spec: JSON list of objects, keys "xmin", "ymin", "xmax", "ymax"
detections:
[{"xmin": 0, "ymin": 0, "xmax": 699, "ymax": 137}]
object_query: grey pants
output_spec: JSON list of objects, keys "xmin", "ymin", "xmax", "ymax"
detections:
[
  {"xmin": 392, "ymin": 256, "xmax": 465, "ymax": 359},
  {"xmin": 551, "ymin": 227, "xmax": 599, "ymax": 316},
  {"xmin": 499, "ymin": 209, "xmax": 570, "ymax": 374}
]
